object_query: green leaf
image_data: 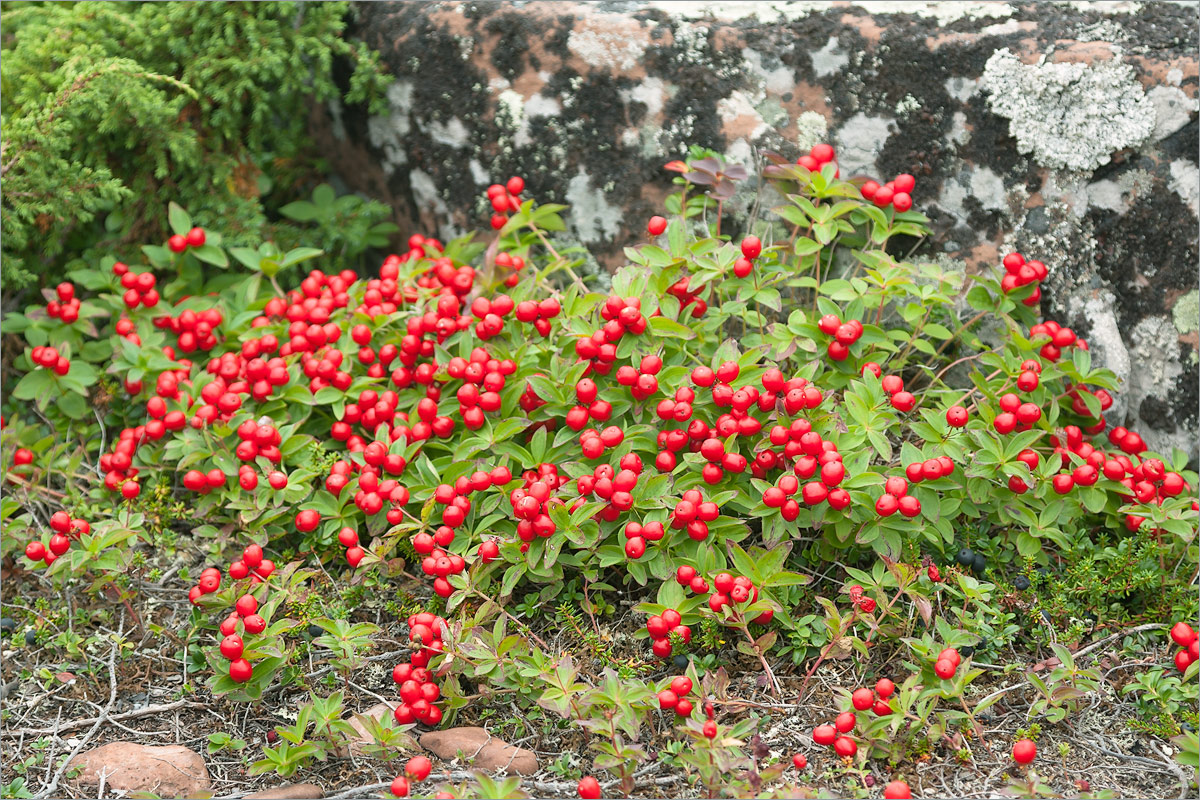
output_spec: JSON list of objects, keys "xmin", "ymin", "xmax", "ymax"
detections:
[
  {"xmin": 648, "ymin": 316, "xmax": 695, "ymax": 339},
  {"xmin": 278, "ymin": 200, "xmax": 320, "ymax": 222},
  {"xmin": 191, "ymin": 244, "xmax": 229, "ymax": 268},
  {"xmin": 167, "ymin": 202, "xmax": 192, "ymax": 236},
  {"xmin": 230, "ymin": 248, "xmax": 261, "ymax": 270}
]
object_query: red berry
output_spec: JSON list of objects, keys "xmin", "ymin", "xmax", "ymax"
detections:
[
  {"xmin": 792, "ymin": 753, "xmax": 807, "ymax": 770},
  {"xmin": 1170, "ymin": 622, "xmax": 1197, "ymax": 647},
  {"xmin": 741, "ymin": 236, "xmax": 762, "ymax": 259},
  {"xmin": 875, "ymin": 678, "xmax": 895, "ymax": 699},
  {"xmin": 851, "ymin": 687, "xmax": 874, "ymax": 710},
  {"xmin": 390, "ymin": 775, "xmax": 410, "ymax": 798},
  {"xmin": 812, "ymin": 724, "xmax": 837, "ymax": 745},
  {"xmin": 1012, "ymin": 739, "xmax": 1037, "ymax": 764},
  {"xmin": 647, "ymin": 216, "xmax": 667, "ymax": 236},
  {"xmin": 168, "ymin": 234, "xmax": 188, "ymax": 253},
  {"xmin": 405, "ymin": 756, "xmax": 432, "ymax": 781},
  {"xmin": 833, "ymin": 736, "xmax": 857, "ymax": 757},
  {"xmin": 946, "ymin": 406, "xmax": 969, "ymax": 427},
  {"xmin": 577, "ymin": 776, "xmax": 601, "ymax": 799},
  {"xmin": 883, "ymin": 780, "xmax": 912, "ymax": 799},
  {"xmin": 934, "ymin": 659, "xmax": 956, "ymax": 679},
  {"xmin": 229, "ymin": 658, "xmax": 253, "ymax": 683}
]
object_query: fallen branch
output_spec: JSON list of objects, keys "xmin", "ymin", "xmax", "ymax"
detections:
[{"xmin": 3, "ymin": 698, "xmax": 202, "ymax": 738}]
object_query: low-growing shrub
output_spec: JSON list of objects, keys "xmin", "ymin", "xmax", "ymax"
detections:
[{"xmin": 2, "ymin": 143, "xmax": 1197, "ymax": 795}]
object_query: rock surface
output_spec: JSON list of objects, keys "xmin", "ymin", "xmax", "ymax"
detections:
[
  {"xmin": 323, "ymin": 0, "xmax": 1199, "ymax": 460},
  {"xmin": 420, "ymin": 726, "xmax": 539, "ymax": 775},
  {"xmin": 245, "ymin": 783, "xmax": 325, "ymax": 800},
  {"xmin": 68, "ymin": 742, "xmax": 210, "ymax": 797}
]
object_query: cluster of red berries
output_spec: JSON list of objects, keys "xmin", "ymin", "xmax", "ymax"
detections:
[
  {"xmin": 847, "ymin": 583, "xmax": 877, "ymax": 613},
  {"xmin": 29, "ymin": 344, "xmax": 71, "ymax": 377},
  {"xmin": 645, "ymin": 608, "xmax": 691, "ymax": 658},
  {"xmin": 417, "ymin": 546, "xmax": 465, "ymax": 599},
  {"xmin": 904, "ymin": 454, "xmax": 955, "ymax": 486},
  {"xmin": 100, "ymin": 421, "xmax": 175, "ymax": 497},
  {"xmin": 492, "ymin": 251, "xmax": 525, "ymax": 289},
  {"xmin": 113, "ymin": 262, "xmax": 160, "ymax": 309},
  {"xmin": 227, "ymin": 543, "xmax": 277, "ymax": 584},
  {"xmin": 705, "ymin": 571, "xmax": 771, "ymax": 622},
  {"xmin": 258, "ymin": 270, "xmax": 355, "ymax": 331},
  {"xmin": 188, "ymin": 566, "xmax": 223, "ymax": 603},
  {"xmin": 811, "ymin": 679, "xmax": 895, "ymax": 757},
  {"xmin": 154, "ymin": 307, "xmax": 224, "ymax": 353},
  {"xmin": 167, "ymin": 226, "xmax": 207, "ymax": 254},
  {"xmin": 1118, "ymin": 456, "xmax": 1192, "ymax": 522},
  {"xmin": 665, "ymin": 275, "xmax": 707, "ymax": 318},
  {"xmin": 337, "ymin": 527, "xmax": 365, "ymax": 567},
  {"xmin": 875, "ymin": 475, "xmax": 922, "ymax": 518},
  {"xmin": 46, "ymin": 282, "xmax": 82, "ymax": 324},
  {"xmin": 114, "ymin": 316, "xmax": 141, "ymax": 346},
  {"xmin": 580, "ymin": 425, "xmax": 624, "ymax": 460},
  {"xmin": 432, "ymin": 466, "xmax": 509, "ymax": 530},
  {"xmin": 388, "ymin": 755, "xmax": 434, "ymax": 798},
  {"xmin": 933, "ymin": 646, "xmax": 963, "ymax": 679},
  {"xmin": 877, "ymin": 373, "xmax": 916, "ymax": 413},
  {"xmin": 1000, "ymin": 252, "xmax": 1046, "ymax": 307},
  {"xmin": 391, "ymin": 613, "xmax": 446, "ymax": 726},
  {"xmin": 1170, "ymin": 621, "xmax": 1199, "ymax": 672},
  {"xmin": 335, "ymin": 457, "xmax": 409, "ymax": 523},
  {"xmin": 182, "ymin": 467, "xmax": 228, "ymax": 494},
  {"xmin": 796, "ymin": 142, "xmax": 838, "ymax": 175},
  {"xmin": 733, "ymin": 235, "xmax": 762, "ymax": 278},
  {"xmin": 615, "ymin": 354, "xmax": 664, "ymax": 402},
  {"xmin": 565, "ymin": 377, "xmax": 614, "ymax": 430},
  {"xmin": 509, "ymin": 464, "xmax": 569, "ymax": 545},
  {"xmin": 513, "ymin": 297, "xmax": 561, "ymax": 337},
  {"xmin": 572, "ymin": 295, "xmax": 648, "ymax": 374},
  {"xmin": 669, "ymin": 488, "xmax": 721, "ymax": 542},
  {"xmin": 468, "ymin": 292, "xmax": 515, "ymax": 340},
  {"xmin": 861, "ymin": 172, "xmax": 915, "ymax": 213},
  {"xmin": 486, "ymin": 176, "xmax": 526, "ymax": 230},
  {"xmin": 576, "ymin": 455, "xmax": 642, "ymax": 519},
  {"xmin": 774, "ymin": 421, "xmax": 851, "ymax": 515},
  {"xmin": 817, "ymin": 313, "xmax": 864, "ymax": 362},
  {"xmin": 218, "ymin": 591, "xmax": 268, "ymax": 683},
  {"xmin": 24, "ymin": 511, "xmax": 89, "ymax": 565},
  {"xmin": 1028, "ymin": 319, "xmax": 1087, "ymax": 363},
  {"xmin": 655, "ymin": 675, "xmax": 695, "ymax": 716}
]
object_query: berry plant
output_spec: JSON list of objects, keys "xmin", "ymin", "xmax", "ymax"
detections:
[{"xmin": 2, "ymin": 141, "xmax": 1197, "ymax": 799}]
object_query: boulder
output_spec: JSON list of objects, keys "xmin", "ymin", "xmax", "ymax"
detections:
[
  {"xmin": 321, "ymin": 0, "xmax": 1199, "ymax": 461},
  {"xmin": 68, "ymin": 742, "xmax": 210, "ymax": 798},
  {"xmin": 420, "ymin": 726, "xmax": 538, "ymax": 775}
]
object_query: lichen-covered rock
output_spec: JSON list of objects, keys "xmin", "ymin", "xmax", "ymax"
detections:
[{"xmin": 323, "ymin": 0, "xmax": 1198, "ymax": 460}]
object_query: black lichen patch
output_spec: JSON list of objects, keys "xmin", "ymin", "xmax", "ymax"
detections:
[
  {"xmin": 958, "ymin": 92, "xmax": 1028, "ymax": 178},
  {"xmin": 484, "ymin": 11, "xmax": 552, "ymax": 80},
  {"xmin": 1160, "ymin": 116, "xmax": 1199, "ymax": 164},
  {"xmin": 642, "ymin": 28, "xmax": 743, "ymax": 157},
  {"xmin": 1173, "ymin": 359, "xmax": 1200, "ymax": 455},
  {"xmin": 1092, "ymin": 190, "xmax": 1199, "ymax": 334}
]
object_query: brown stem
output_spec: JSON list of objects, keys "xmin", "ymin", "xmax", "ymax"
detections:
[{"xmin": 798, "ymin": 610, "xmax": 859, "ymax": 700}]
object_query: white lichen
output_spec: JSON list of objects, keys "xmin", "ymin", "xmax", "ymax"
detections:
[
  {"xmin": 981, "ymin": 48, "xmax": 1157, "ymax": 172},
  {"xmin": 565, "ymin": 169, "xmax": 621, "ymax": 244}
]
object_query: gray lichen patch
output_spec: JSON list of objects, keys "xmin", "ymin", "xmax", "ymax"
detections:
[{"xmin": 981, "ymin": 48, "xmax": 1157, "ymax": 172}]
